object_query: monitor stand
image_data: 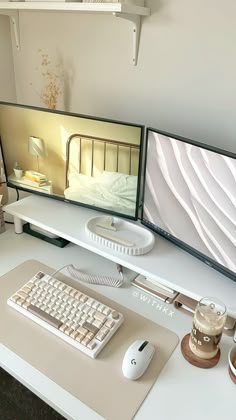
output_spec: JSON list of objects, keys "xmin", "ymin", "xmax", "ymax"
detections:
[
  {"xmin": 22, "ymin": 222, "xmax": 69, "ymax": 248},
  {"xmin": 3, "ymin": 195, "xmax": 236, "ymax": 319}
]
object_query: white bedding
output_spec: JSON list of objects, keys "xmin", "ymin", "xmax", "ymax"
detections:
[{"xmin": 64, "ymin": 171, "xmax": 138, "ymax": 215}]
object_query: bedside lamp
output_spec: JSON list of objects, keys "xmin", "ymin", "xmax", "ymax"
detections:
[{"xmin": 28, "ymin": 136, "xmax": 46, "ymax": 172}]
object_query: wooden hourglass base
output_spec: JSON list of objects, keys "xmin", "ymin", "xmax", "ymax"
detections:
[{"xmin": 181, "ymin": 334, "xmax": 221, "ymax": 368}]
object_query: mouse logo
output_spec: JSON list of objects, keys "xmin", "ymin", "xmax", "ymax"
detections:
[{"xmin": 131, "ymin": 358, "xmax": 136, "ymax": 365}]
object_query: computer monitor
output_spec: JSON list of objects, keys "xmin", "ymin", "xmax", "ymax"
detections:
[
  {"xmin": 0, "ymin": 102, "xmax": 144, "ymax": 220},
  {"xmin": 141, "ymin": 127, "xmax": 236, "ymax": 282}
]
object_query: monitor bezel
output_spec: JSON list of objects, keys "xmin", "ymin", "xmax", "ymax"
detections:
[
  {"xmin": 141, "ymin": 127, "xmax": 236, "ymax": 282},
  {"xmin": 0, "ymin": 101, "xmax": 144, "ymax": 221},
  {"xmin": 0, "ymin": 136, "xmax": 7, "ymax": 186}
]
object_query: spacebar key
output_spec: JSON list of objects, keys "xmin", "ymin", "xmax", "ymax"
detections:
[{"xmin": 28, "ymin": 305, "xmax": 63, "ymax": 329}]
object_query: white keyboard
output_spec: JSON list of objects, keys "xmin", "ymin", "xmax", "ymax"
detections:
[{"xmin": 7, "ymin": 271, "xmax": 124, "ymax": 358}]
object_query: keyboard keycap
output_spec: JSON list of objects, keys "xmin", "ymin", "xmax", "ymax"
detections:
[
  {"xmin": 28, "ymin": 305, "xmax": 63, "ymax": 329},
  {"xmin": 83, "ymin": 322, "xmax": 99, "ymax": 335}
]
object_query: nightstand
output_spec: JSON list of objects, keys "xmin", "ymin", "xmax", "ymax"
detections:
[{"xmin": 7, "ymin": 173, "xmax": 53, "ymax": 194}]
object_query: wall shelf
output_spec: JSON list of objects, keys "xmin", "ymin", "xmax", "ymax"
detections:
[{"xmin": 0, "ymin": 1, "xmax": 150, "ymax": 64}]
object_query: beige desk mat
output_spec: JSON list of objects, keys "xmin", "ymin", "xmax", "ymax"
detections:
[{"xmin": 0, "ymin": 260, "xmax": 179, "ymax": 420}]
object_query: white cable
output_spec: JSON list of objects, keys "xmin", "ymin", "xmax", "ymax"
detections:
[
  {"xmin": 50, "ymin": 264, "xmax": 124, "ymax": 288},
  {"xmin": 50, "ymin": 265, "xmax": 70, "ymax": 278},
  {"xmin": 66, "ymin": 264, "xmax": 124, "ymax": 288}
]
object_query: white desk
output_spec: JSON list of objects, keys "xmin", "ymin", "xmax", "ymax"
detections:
[{"xmin": 0, "ymin": 215, "xmax": 236, "ymax": 419}]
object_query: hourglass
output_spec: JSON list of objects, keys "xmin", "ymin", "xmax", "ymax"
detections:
[{"xmin": 181, "ymin": 297, "xmax": 227, "ymax": 368}]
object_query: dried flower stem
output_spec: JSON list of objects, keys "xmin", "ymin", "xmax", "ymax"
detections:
[{"xmin": 38, "ymin": 50, "xmax": 63, "ymax": 110}]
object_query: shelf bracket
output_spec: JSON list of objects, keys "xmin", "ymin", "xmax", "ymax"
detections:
[
  {"xmin": 1, "ymin": 10, "xmax": 20, "ymax": 51},
  {"xmin": 113, "ymin": 12, "xmax": 141, "ymax": 66}
]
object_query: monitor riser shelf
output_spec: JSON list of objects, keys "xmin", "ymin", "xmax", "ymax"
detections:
[{"xmin": 4, "ymin": 195, "xmax": 236, "ymax": 317}]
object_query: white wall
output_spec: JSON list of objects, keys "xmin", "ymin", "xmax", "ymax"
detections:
[
  {"xmin": 4, "ymin": 0, "xmax": 236, "ymax": 152},
  {"xmin": 0, "ymin": 15, "xmax": 16, "ymax": 101}
]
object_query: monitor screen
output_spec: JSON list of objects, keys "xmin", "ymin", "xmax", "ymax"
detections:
[
  {"xmin": 0, "ymin": 102, "xmax": 144, "ymax": 219},
  {"xmin": 141, "ymin": 128, "xmax": 236, "ymax": 282}
]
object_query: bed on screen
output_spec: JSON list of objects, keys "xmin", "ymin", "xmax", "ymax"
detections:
[{"xmin": 64, "ymin": 133, "xmax": 139, "ymax": 216}]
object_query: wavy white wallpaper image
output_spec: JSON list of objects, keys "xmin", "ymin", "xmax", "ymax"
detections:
[{"xmin": 143, "ymin": 131, "xmax": 236, "ymax": 274}]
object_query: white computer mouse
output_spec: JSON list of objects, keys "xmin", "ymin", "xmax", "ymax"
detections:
[{"xmin": 122, "ymin": 339, "xmax": 156, "ymax": 380}]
